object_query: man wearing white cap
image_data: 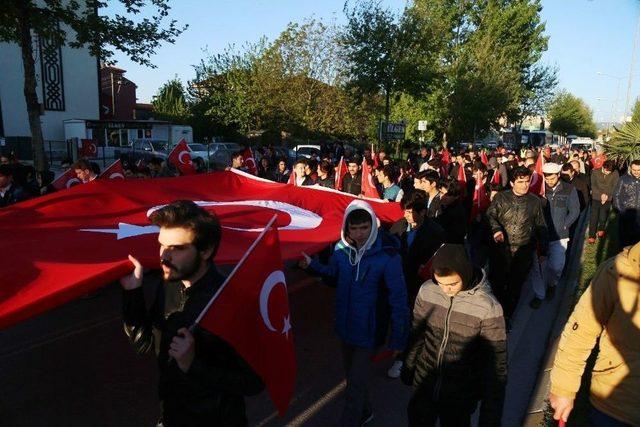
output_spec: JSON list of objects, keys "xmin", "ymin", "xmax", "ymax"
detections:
[{"xmin": 531, "ymin": 162, "xmax": 580, "ymax": 308}]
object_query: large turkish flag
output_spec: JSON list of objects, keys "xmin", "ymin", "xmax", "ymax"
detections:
[
  {"xmin": 0, "ymin": 169, "xmax": 402, "ymax": 329},
  {"xmin": 198, "ymin": 217, "xmax": 295, "ymax": 416}
]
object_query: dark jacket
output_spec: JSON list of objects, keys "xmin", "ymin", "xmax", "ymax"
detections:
[
  {"xmin": 613, "ymin": 172, "xmax": 640, "ymax": 216},
  {"xmin": 563, "ymin": 174, "xmax": 589, "ymax": 211},
  {"xmin": 316, "ymin": 175, "xmax": 335, "ymax": 189},
  {"xmin": 543, "ymin": 181, "xmax": 581, "ymax": 241},
  {"xmin": 122, "ymin": 266, "xmax": 264, "ymax": 426},
  {"xmin": 0, "ymin": 183, "xmax": 29, "ymax": 207},
  {"xmin": 273, "ymin": 169, "xmax": 290, "ymax": 183},
  {"xmin": 436, "ymin": 195, "xmax": 468, "ymax": 244},
  {"xmin": 486, "ymin": 190, "xmax": 549, "ymax": 254},
  {"xmin": 342, "ymin": 172, "xmax": 362, "ymax": 196},
  {"xmin": 590, "ymin": 168, "xmax": 620, "ymax": 201},
  {"xmin": 426, "ymin": 192, "xmax": 442, "ymax": 218},
  {"xmin": 403, "ymin": 270, "xmax": 507, "ymax": 425}
]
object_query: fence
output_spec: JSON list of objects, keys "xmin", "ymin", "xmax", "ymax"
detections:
[{"xmin": 1, "ymin": 137, "xmax": 73, "ymax": 166}]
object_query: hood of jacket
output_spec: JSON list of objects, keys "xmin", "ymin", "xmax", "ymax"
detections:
[{"xmin": 336, "ymin": 200, "xmax": 380, "ymax": 280}]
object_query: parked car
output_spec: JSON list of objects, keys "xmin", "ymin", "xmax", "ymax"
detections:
[
  {"xmin": 293, "ymin": 144, "xmax": 321, "ymax": 159},
  {"xmin": 116, "ymin": 140, "xmax": 169, "ymax": 166}
]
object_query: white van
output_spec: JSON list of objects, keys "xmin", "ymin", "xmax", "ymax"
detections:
[{"xmin": 570, "ymin": 138, "xmax": 597, "ymax": 152}]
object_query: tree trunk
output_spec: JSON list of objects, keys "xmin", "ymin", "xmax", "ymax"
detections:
[{"xmin": 18, "ymin": 4, "xmax": 46, "ymax": 174}]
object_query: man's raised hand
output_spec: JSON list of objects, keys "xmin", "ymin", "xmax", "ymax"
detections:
[
  {"xmin": 298, "ymin": 252, "xmax": 311, "ymax": 269},
  {"xmin": 120, "ymin": 254, "xmax": 143, "ymax": 290}
]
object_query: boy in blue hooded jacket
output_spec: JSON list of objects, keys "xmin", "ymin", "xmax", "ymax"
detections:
[{"xmin": 299, "ymin": 199, "xmax": 409, "ymax": 426}]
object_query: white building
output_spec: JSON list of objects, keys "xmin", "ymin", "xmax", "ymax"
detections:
[{"xmin": 0, "ymin": 22, "xmax": 100, "ymax": 153}]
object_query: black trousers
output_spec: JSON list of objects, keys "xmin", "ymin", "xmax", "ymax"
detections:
[
  {"xmin": 340, "ymin": 343, "xmax": 374, "ymax": 427},
  {"xmin": 407, "ymin": 393, "xmax": 473, "ymax": 427},
  {"xmin": 618, "ymin": 211, "xmax": 640, "ymax": 249},
  {"xmin": 589, "ymin": 200, "xmax": 612, "ymax": 237},
  {"xmin": 488, "ymin": 244, "xmax": 534, "ymax": 319}
]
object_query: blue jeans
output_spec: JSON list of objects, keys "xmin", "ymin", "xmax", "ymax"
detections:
[{"xmin": 592, "ymin": 407, "xmax": 631, "ymax": 427}]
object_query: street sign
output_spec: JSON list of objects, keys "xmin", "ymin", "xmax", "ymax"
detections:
[
  {"xmin": 379, "ymin": 121, "xmax": 406, "ymax": 141},
  {"xmin": 418, "ymin": 120, "xmax": 428, "ymax": 131}
]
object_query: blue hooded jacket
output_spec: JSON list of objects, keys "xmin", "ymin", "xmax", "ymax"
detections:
[{"xmin": 308, "ymin": 200, "xmax": 409, "ymax": 350}]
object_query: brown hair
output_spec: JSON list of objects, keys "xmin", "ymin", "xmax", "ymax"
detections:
[{"xmin": 150, "ymin": 200, "xmax": 222, "ymax": 256}]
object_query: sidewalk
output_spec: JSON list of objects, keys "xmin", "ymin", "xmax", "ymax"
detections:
[{"xmin": 502, "ymin": 211, "xmax": 588, "ymax": 426}]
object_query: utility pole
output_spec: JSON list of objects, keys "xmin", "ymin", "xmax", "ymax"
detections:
[{"xmin": 624, "ymin": 14, "xmax": 640, "ymax": 121}]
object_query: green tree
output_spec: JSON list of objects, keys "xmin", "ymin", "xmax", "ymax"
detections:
[
  {"xmin": 602, "ymin": 121, "xmax": 640, "ymax": 163},
  {"xmin": 408, "ymin": 0, "xmax": 555, "ymax": 144},
  {"xmin": 342, "ymin": 0, "xmax": 433, "ymax": 127},
  {"xmin": 548, "ymin": 91, "xmax": 597, "ymax": 137},
  {"xmin": 0, "ymin": 0, "xmax": 186, "ymax": 173},
  {"xmin": 152, "ymin": 77, "xmax": 190, "ymax": 124}
]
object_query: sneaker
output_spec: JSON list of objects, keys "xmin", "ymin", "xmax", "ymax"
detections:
[
  {"xmin": 597, "ymin": 230, "xmax": 605, "ymax": 238},
  {"xmin": 588, "ymin": 237, "xmax": 596, "ymax": 244},
  {"xmin": 361, "ymin": 411, "xmax": 374, "ymax": 425},
  {"xmin": 529, "ymin": 297, "xmax": 543, "ymax": 309},
  {"xmin": 546, "ymin": 285, "xmax": 556, "ymax": 300},
  {"xmin": 387, "ymin": 360, "xmax": 403, "ymax": 379}
]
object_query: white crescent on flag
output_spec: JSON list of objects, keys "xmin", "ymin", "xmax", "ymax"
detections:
[
  {"xmin": 259, "ymin": 270, "xmax": 291, "ymax": 336},
  {"xmin": 178, "ymin": 151, "xmax": 191, "ymax": 165},
  {"xmin": 109, "ymin": 172, "xmax": 124, "ymax": 180}
]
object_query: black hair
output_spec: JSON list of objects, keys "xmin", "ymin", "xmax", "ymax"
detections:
[
  {"xmin": 294, "ymin": 157, "xmax": 308, "ymax": 167},
  {"xmin": 417, "ymin": 169, "xmax": 439, "ymax": 184},
  {"xmin": 346, "ymin": 209, "xmax": 372, "ymax": 226},
  {"xmin": 0, "ymin": 164, "xmax": 12, "ymax": 177},
  {"xmin": 561, "ymin": 163, "xmax": 574, "ymax": 173},
  {"xmin": 400, "ymin": 190, "xmax": 427, "ymax": 211},
  {"xmin": 511, "ymin": 166, "xmax": 532, "ymax": 181},
  {"xmin": 381, "ymin": 164, "xmax": 399, "ymax": 182},
  {"xmin": 72, "ymin": 159, "xmax": 92, "ymax": 171},
  {"xmin": 149, "ymin": 200, "xmax": 222, "ymax": 257},
  {"xmin": 631, "ymin": 159, "xmax": 640, "ymax": 167},
  {"xmin": 603, "ymin": 160, "xmax": 616, "ymax": 171},
  {"xmin": 438, "ymin": 176, "xmax": 461, "ymax": 198},
  {"xmin": 318, "ymin": 160, "xmax": 333, "ymax": 175}
]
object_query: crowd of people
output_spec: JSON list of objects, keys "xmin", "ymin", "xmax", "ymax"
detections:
[{"xmin": 3, "ymin": 140, "xmax": 640, "ymax": 426}]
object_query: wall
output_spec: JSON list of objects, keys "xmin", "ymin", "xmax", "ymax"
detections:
[{"xmin": 0, "ymin": 25, "xmax": 99, "ymax": 142}]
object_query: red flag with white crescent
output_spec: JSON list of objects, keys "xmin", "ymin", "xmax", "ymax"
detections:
[
  {"xmin": 198, "ymin": 216, "xmax": 295, "ymax": 416},
  {"xmin": 168, "ymin": 139, "xmax": 196, "ymax": 175},
  {"xmin": 334, "ymin": 157, "xmax": 347, "ymax": 191},
  {"xmin": 361, "ymin": 158, "xmax": 380, "ymax": 198},
  {"xmin": 51, "ymin": 168, "xmax": 82, "ymax": 190},
  {"xmin": 79, "ymin": 139, "xmax": 98, "ymax": 158},
  {"xmin": 529, "ymin": 154, "xmax": 545, "ymax": 197},
  {"xmin": 0, "ymin": 170, "xmax": 402, "ymax": 329},
  {"xmin": 99, "ymin": 159, "xmax": 125, "ymax": 180},
  {"xmin": 242, "ymin": 147, "xmax": 258, "ymax": 175}
]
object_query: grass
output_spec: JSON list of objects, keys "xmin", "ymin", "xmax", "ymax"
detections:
[{"xmin": 543, "ymin": 211, "xmax": 620, "ymax": 427}]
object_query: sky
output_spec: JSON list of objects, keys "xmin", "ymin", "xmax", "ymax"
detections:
[{"xmin": 109, "ymin": 0, "xmax": 640, "ymax": 124}]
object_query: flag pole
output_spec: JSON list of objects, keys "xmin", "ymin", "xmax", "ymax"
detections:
[{"xmin": 193, "ymin": 214, "xmax": 279, "ymax": 325}]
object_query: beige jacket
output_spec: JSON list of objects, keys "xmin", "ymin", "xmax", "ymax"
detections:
[{"xmin": 550, "ymin": 243, "xmax": 640, "ymax": 426}]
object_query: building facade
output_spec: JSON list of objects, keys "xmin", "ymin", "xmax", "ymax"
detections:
[{"xmin": 0, "ymin": 26, "xmax": 100, "ymax": 145}]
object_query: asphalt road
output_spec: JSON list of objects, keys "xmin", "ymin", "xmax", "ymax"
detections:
[{"xmin": 0, "ymin": 269, "xmax": 411, "ymax": 427}]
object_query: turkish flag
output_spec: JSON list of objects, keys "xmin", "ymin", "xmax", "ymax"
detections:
[
  {"xmin": 51, "ymin": 168, "xmax": 81, "ymax": 190},
  {"xmin": 491, "ymin": 168, "xmax": 502, "ymax": 185},
  {"xmin": 457, "ymin": 162, "xmax": 467, "ymax": 198},
  {"xmin": 198, "ymin": 217, "xmax": 295, "ymax": 415},
  {"xmin": 480, "ymin": 151, "xmax": 489, "ymax": 166},
  {"xmin": 79, "ymin": 139, "xmax": 98, "ymax": 158},
  {"xmin": 99, "ymin": 159, "xmax": 125, "ymax": 180},
  {"xmin": 529, "ymin": 154, "xmax": 545, "ymax": 197},
  {"xmin": 470, "ymin": 182, "xmax": 490, "ymax": 223},
  {"xmin": 334, "ymin": 156, "xmax": 347, "ymax": 191},
  {"xmin": 168, "ymin": 139, "xmax": 196, "ymax": 175},
  {"xmin": 242, "ymin": 148, "xmax": 258, "ymax": 175},
  {"xmin": 440, "ymin": 148, "xmax": 451, "ymax": 165},
  {"xmin": 0, "ymin": 170, "xmax": 402, "ymax": 329},
  {"xmin": 361, "ymin": 158, "xmax": 380, "ymax": 198},
  {"xmin": 591, "ymin": 153, "xmax": 605, "ymax": 169},
  {"xmin": 287, "ymin": 170, "xmax": 297, "ymax": 186}
]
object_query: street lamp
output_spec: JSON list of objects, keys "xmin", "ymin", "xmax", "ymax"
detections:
[{"xmin": 596, "ymin": 72, "xmax": 625, "ymax": 127}]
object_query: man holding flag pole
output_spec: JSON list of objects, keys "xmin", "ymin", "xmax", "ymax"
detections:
[{"xmin": 119, "ymin": 200, "xmax": 296, "ymax": 426}]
